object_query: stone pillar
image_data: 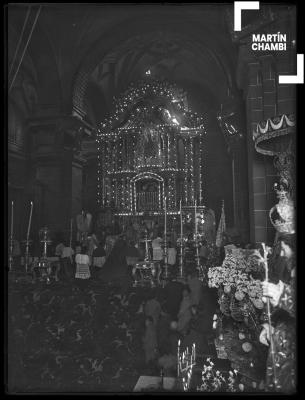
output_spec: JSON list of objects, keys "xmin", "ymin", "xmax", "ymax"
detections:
[
  {"xmin": 28, "ymin": 116, "xmax": 91, "ymax": 239},
  {"xmin": 260, "ymin": 55, "xmax": 277, "ymax": 119},
  {"xmin": 229, "ymin": 141, "xmax": 250, "ymax": 244},
  {"xmin": 246, "ymin": 62, "xmax": 267, "ymax": 243},
  {"xmin": 232, "ymin": 8, "xmax": 296, "ymax": 245}
]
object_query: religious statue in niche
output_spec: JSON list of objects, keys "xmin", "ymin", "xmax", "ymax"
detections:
[
  {"xmin": 135, "ymin": 126, "xmax": 162, "ymax": 167},
  {"xmin": 76, "ymin": 209, "xmax": 92, "ymax": 243}
]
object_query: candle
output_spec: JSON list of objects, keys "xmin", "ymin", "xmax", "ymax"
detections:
[
  {"xmin": 10, "ymin": 201, "xmax": 14, "ymax": 237},
  {"xmin": 177, "ymin": 339, "xmax": 181, "ymax": 377},
  {"xmin": 194, "ymin": 200, "xmax": 197, "ymax": 236},
  {"xmin": 26, "ymin": 201, "xmax": 33, "ymax": 240},
  {"xmin": 180, "ymin": 199, "xmax": 183, "ymax": 239},
  {"xmin": 164, "ymin": 196, "xmax": 167, "ymax": 238},
  {"xmin": 69, "ymin": 218, "xmax": 73, "ymax": 247}
]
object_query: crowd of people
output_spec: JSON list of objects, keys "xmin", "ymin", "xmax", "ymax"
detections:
[
  {"xmin": 10, "ymin": 213, "xmax": 297, "ymax": 393},
  {"xmin": 52, "ymin": 235, "xmax": 107, "ymax": 282}
]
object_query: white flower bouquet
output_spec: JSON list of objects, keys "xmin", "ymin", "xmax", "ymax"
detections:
[
  {"xmin": 196, "ymin": 358, "xmax": 243, "ymax": 392},
  {"xmin": 208, "ymin": 249, "xmax": 264, "ymax": 309}
]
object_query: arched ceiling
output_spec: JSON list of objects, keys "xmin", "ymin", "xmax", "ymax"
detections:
[
  {"xmin": 88, "ymin": 30, "xmax": 233, "ymax": 118},
  {"xmin": 8, "ymin": 4, "xmax": 240, "ymax": 126}
]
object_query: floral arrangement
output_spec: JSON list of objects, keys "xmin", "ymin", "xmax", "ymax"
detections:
[
  {"xmin": 196, "ymin": 358, "xmax": 244, "ymax": 392},
  {"xmin": 208, "ymin": 249, "xmax": 264, "ymax": 309}
]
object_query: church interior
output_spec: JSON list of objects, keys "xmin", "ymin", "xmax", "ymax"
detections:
[{"xmin": 7, "ymin": 3, "xmax": 297, "ymax": 394}]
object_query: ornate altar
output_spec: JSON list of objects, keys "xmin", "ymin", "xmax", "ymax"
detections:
[{"xmin": 97, "ymin": 79, "xmax": 207, "ymax": 225}]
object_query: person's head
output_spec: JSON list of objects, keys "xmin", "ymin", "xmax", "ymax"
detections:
[
  {"xmin": 80, "ymin": 245, "xmax": 88, "ymax": 254},
  {"xmin": 145, "ymin": 316, "xmax": 154, "ymax": 328},
  {"xmin": 182, "ymin": 286, "xmax": 191, "ymax": 298},
  {"xmin": 170, "ymin": 320, "xmax": 178, "ymax": 331},
  {"xmin": 187, "ymin": 271, "xmax": 197, "ymax": 282},
  {"xmin": 278, "ymin": 233, "xmax": 295, "ymax": 259}
]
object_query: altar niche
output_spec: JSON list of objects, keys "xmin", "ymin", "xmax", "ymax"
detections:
[{"xmin": 97, "ymin": 79, "xmax": 207, "ymax": 218}]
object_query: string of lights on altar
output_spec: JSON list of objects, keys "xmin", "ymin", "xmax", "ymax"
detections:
[
  {"xmin": 97, "ymin": 80, "xmax": 206, "ymax": 131},
  {"xmin": 96, "ymin": 79, "xmax": 207, "ymax": 209}
]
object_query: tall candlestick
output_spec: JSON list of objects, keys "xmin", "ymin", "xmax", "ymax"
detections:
[
  {"xmin": 69, "ymin": 218, "xmax": 73, "ymax": 248},
  {"xmin": 180, "ymin": 200, "xmax": 183, "ymax": 238},
  {"xmin": 10, "ymin": 201, "xmax": 14, "ymax": 237},
  {"xmin": 163, "ymin": 196, "xmax": 169, "ymax": 278},
  {"xmin": 194, "ymin": 200, "xmax": 197, "ymax": 236},
  {"xmin": 178, "ymin": 200, "xmax": 184, "ymax": 279},
  {"xmin": 164, "ymin": 196, "xmax": 167, "ymax": 239},
  {"xmin": 26, "ymin": 201, "xmax": 33, "ymax": 240},
  {"xmin": 177, "ymin": 339, "xmax": 181, "ymax": 377}
]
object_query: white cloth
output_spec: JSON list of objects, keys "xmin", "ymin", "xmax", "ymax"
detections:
[
  {"xmin": 75, "ymin": 254, "xmax": 90, "ymax": 265},
  {"xmin": 152, "ymin": 237, "xmax": 163, "ymax": 260},
  {"xmin": 167, "ymin": 248, "xmax": 176, "ymax": 265},
  {"xmin": 153, "ymin": 248, "xmax": 163, "ymax": 261},
  {"xmin": 75, "ymin": 253, "xmax": 91, "ymax": 279}
]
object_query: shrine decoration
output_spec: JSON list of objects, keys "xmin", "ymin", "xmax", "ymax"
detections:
[
  {"xmin": 96, "ymin": 79, "xmax": 207, "ymax": 215},
  {"xmin": 269, "ymin": 178, "xmax": 295, "ymax": 234},
  {"xmin": 253, "ymin": 113, "xmax": 295, "ymax": 200},
  {"xmin": 208, "ymin": 248, "xmax": 265, "ymax": 312},
  {"xmin": 253, "ymin": 114, "xmax": 295, "ymax": 156}
]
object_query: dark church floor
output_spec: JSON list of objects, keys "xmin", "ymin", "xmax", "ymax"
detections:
[{"xmin": 8, "ymin": 272, "xmax": 159, "ymax": 393}]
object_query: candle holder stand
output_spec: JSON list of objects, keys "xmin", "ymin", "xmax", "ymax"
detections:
[
  {"xmin": 22, "ymin": 239, "xmax": 33, "ymax": 273},
  {"xmin": 8, "ymin": 235, "xmax": 14, "ymax": 271},
  {"xmin": 32, "ymin": 227, "xmax": 54, "ymax": 284},
  {"xmin": 177, "ymin": 343, "xmax": 197, "ymax": 392}
]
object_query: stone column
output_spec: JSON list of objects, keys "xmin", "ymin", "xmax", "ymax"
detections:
[{"xmin": 28, "ymin": 116, "xmax": 92, "ymax": 239}]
